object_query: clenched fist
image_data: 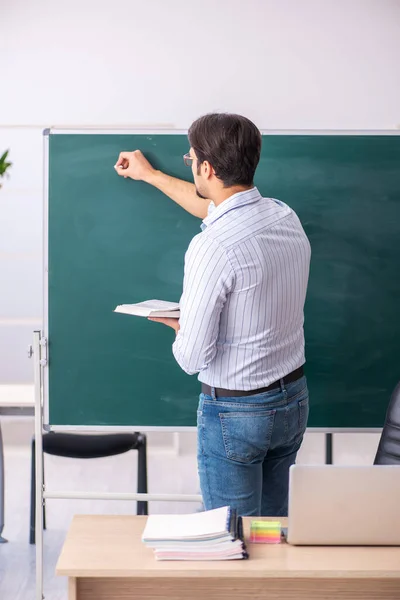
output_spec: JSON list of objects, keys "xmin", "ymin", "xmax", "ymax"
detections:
[{"xmin": 114, "ymin": 150, "xmax": 156, "ymax": 183}]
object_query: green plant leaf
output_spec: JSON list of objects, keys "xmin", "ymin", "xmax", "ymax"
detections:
[{"xmin": 0, "ymin": 149, "xmax": 12, "ymax": 179}]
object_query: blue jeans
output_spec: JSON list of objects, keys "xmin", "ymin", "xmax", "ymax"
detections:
[{"xmin": 197, "ymin": 376, "xmax": 309, "ymax": 517}]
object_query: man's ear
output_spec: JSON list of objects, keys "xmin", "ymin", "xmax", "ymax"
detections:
[{"xmin": 202, "ymin": 160, "xmax": 214, "ymax": 180}]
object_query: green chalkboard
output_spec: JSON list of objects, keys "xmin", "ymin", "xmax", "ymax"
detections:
[{"xmin": 45, "ymin": 132, "xmax": 400, "ymax": 429}]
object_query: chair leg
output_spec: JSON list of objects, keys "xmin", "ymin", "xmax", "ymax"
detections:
[
  {"xmin": 136, "ymin": 434, "xmax": 148, "ymax": 516},
  {"xmin": 30, "ymin": 438, "xmax": 35, "ymax": 544}
]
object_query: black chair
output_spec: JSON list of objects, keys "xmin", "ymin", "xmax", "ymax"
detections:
[
  {"xmin": 30, "ymin": 432, "xmax": 147, "ymax": 544},
  {"xmin": 374, "ymin": 382, "xmax": 400, "ymax": 465}
]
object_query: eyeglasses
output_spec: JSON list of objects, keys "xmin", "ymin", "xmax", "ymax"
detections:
[{"xmin": 183, "ymin": 152, "xmax": 195, "ymax": 167}]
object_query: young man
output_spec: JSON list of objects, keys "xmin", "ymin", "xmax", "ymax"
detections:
[{"xmin": 115, "ymin": 113, "xmax": 311, "ymax": 516}]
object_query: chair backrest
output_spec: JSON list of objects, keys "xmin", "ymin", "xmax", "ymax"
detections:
[{"xmin": 374, "ymin": 382, "xmax": 400, "ymax": 465}]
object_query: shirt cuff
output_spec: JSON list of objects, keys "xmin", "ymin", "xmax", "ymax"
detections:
[{"xmin": 172, "ymin": 334, "xmax": 198, "ymax": 376}]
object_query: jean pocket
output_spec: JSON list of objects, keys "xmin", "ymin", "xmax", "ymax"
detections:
[
  {"xmin": 219, "ymin": 409, "xmax": 276, "ymax": 464},
  {"xmin": 298, "ymin": 396, "xmax": 309, "ymax": 435}
]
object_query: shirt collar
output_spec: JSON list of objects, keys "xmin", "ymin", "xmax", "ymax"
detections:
[{"xmin": 201, "ymin": 187, "xmax": 262, "ymax": 230}]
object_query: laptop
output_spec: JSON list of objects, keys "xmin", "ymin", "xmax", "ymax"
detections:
[{"xmin": 287, "ymin": 464, "xmax": 400, "ymax": 545}]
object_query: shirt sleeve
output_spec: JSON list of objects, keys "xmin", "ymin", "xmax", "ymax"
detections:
[{"xmin": 172, "ymin": 233, "xmax": 235, "ymax": 375}]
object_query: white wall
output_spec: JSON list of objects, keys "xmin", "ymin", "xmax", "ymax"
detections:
[{"xmin": 1, "ymin": 0, "xmax": 400, "ymax": 382}]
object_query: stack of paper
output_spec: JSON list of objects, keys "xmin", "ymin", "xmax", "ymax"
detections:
[
  {"xmin": 142, "ymin": 506, "xmax": 248, "ymax": 561},
  {"xmin": 114, "ymin": 299, "xmax": 180, "ymax": 319}
]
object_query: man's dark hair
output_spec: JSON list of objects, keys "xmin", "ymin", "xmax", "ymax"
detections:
[{"xmin": 188, "ymin": 113, "xmax": 261, "ymax": 188}]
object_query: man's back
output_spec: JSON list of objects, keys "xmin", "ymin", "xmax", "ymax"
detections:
[
  {"xmin": 198, "ymin": 187, "xmax": 311, "ymax": 389},
  {"xmin": 117, "ymin": 112, "xmax": 312, "ymax": 517}
]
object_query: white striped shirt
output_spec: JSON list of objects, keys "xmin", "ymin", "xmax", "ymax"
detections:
[{"xmin": 172, "ymin": 187, "xmax": 311, "ymax": 390}]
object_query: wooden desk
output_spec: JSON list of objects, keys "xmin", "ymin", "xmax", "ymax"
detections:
[
  {"xmin": 56, "ymin": 515, "xmax": 400, "ymax": 600},
  {"xmin": 0, "ymin": 384, "xmax": 35, "ymax": 416},
  {"xmin": 0, "ymin": 385, "xmax": 35, "ymax": 541}
]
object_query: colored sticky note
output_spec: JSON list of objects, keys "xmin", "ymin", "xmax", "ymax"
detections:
[{"xmin": 250, "ymin": 520, "xmax": 282, "ymax": 544}]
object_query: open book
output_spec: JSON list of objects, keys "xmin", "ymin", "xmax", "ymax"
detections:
[
  {"xmin": 114, "ymin": 299, "xmax": 180, "ymax": 319},
  {"xmin": 142, "ymin": 506, "xmax": 248, "ymax": 561}
]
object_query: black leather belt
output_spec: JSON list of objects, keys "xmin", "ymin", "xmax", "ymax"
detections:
[{"xmin": 201, "ymin": 366, "xmax": 304, "ymax": 398}]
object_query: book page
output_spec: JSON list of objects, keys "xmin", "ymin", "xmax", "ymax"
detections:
[
  {"xmin": 114, "ymin": 299, "xmax": 179, "ymax": 317},
  {"xmin": 142, "ymin": 506, "xmax": 230, "ymax": 541},
  {"xmin": 137, "ymin": 299, "xmax": 179, "ymax": 311}
]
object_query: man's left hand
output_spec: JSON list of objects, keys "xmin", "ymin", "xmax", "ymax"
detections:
[{"xmin": 148, "ymin": 317, "xmax": 180, "ymax": 334}]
